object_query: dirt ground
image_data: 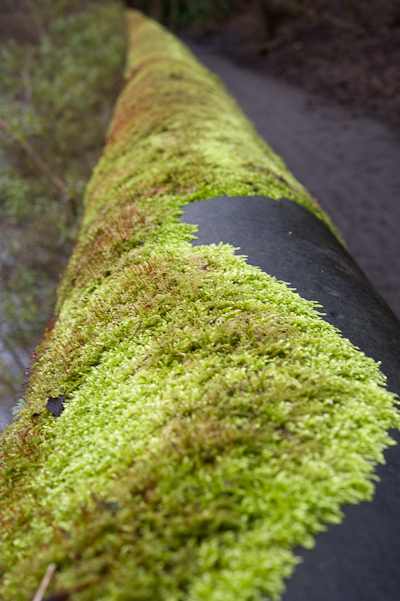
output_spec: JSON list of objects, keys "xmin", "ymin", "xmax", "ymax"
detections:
[{"xmin": 183, "ymin": 0, "xmax": 400, "ymax": 128}]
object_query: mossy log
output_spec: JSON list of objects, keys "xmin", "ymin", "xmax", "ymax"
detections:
[{"xmin": 0, "ymin": 10, "xmax": 399, "ymax": 601}]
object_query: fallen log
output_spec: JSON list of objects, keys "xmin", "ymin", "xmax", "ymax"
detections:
[{"xmin": 1, "ymin": 10, "xmax": 399, "ymax": 601}]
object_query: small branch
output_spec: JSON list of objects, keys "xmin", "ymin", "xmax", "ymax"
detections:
[
  {"xmin": 322, "ymin": 11, "xmax": 366, "ymax": 35},
  {"xmin": 287, "ymin": 2, "xmax": 367, "ymax": 36},
  {"xmin": 0, "ymin": 117, "xmax": 69, "ymax": 200},
  {"xmin": 129, "ymin": 319, "xmax": 143, "ymax": 341},
  {"xmin": 22, "ymin": 67, "xmax": 33, "ymax": 105},
  {"xmin": 32, "ymin": 563, "xmax": 56, "ymax": 601}
]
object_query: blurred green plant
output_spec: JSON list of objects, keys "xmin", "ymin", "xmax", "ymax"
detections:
[{"xmin": 0, "ymin": 0, "xmax": 126, "ymax": 414}]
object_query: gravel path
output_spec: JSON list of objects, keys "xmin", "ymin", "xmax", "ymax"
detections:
[{"xmin": 187, "ymin": 43, "xmax": 400, "ymax": 318}]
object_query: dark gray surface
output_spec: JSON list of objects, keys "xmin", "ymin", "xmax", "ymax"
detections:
[
  {"xmin": 181, "ymin": 195, "xmax": 400, "ymax": 601},
  {"xmin": 46, "ymin": 394, "xmax": 66, "ymax": 418}
]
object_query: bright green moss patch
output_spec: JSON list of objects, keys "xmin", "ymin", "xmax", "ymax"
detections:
[{"xmin": 0, "ymin": 10, "xmax": 399, "ymax": 601}]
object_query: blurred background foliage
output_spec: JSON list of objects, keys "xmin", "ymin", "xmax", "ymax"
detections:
[
  {"xmin": 125, "ymin": 0, "xmax": 381, "ymax": 33},
  {"xmin": 0, "ymin": 0, "xmax": 126, "ymax": 423},
  {"xmin": 128, "ymin": 0, "xmax": 240, "ymax": 28}
]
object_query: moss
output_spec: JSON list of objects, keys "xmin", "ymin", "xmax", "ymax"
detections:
[{"xmin": 0, "ymin": 10, "xmax": 398, "ymax": 601}]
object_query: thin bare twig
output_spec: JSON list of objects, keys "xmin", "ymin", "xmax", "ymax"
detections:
[
  {"xmin": 0, "ymin": 117, "xmax": 69, "ymax": 199},
  {"xmin": 129, "ymin": 319, "xmax": 143, "ymax": 342},
  {"xmin": 32, "ymin": 563, "xmax": 56, "ymax": 601},
  {"xmin": 322, "ymin": 11, "xmax": 366, "ymax": 35},
  {"xmin": 275, "ymin": 1, "xmax": 367, "ymax": 36},
  {"xmin": 22, "ymin": 67, "xmax": 33, "ymax": 104}
]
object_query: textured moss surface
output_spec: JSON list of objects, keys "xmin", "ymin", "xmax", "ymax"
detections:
[{"xmin": 0, "ymin": 11, "xmax": 398, "ymax": 601}]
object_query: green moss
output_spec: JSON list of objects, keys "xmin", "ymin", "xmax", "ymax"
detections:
[{"xmin": 0, "ymin": 10, "xmax": 398, "ymax": 601}]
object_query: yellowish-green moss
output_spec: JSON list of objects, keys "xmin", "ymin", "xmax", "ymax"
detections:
[{"xmin": 0, "ymin": 11, "xmax": 398, "ymax": 601}]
